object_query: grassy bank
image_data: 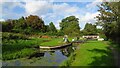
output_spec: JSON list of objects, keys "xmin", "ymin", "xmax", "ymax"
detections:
[
  {"xmin": 2, "ymin": 37, "xmax": 43, "ymax": 60},
  {"xmin": 2, "ymin": 32, "xmax": 73, "ymax": 60},
  {"xmin": 40, "ymin": 37, "xmax": 73, "ymax": 46},
  {"xmin": 60, "ymin": 41, "xmax": 114, "ymax": 66}
]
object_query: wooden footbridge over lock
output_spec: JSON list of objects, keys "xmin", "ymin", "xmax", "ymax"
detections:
[{"xmin": 39, "ymin": 40, "xmax": 85, "ymax": 49}]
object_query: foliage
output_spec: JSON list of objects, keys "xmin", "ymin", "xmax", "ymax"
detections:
[
  {"xmin": 3, "ymin": 48, "xmax": 35, "ymax": 60},
  {"xmin": 26, "ymin": 15, "xmax": 45, "ymax": 32},
  {"xmin": 60, "ymin": 16, "xmax": 80, "ymax": 36},
  {"xmin": 2, "ymin": 20, "xmax": 15, "ymax": 32},
  {"xmin": 82, "ymin": 23, "xmax": 98, "ymax": 35},
  {"xmin": 2, "ymin": 15, "xmax": 46, "ymax": 33},
  {"xmin": 2, "ymin": 32, "xmax": 49, "ymax": 60},
  {"xmin": 96, "ymin": 2, "xmax": 120, "ymax": 43},
  {"xmin": 2, "ymin": 15, "xmax": 81, "ymax": 36},
  {"xmin": 49, "ymin": 22, "xmax": 57, "ymax": 33},
  {"xmin": 44, "ymin": 22, "xmax": 58, "ymax": 36},
  {"xmin": 2, "ymin": 32, "xmax": 28, "ymax": 40},
  {"xmin": 60, "ymin": 53, "xmax": 76, "ymax": 67}
]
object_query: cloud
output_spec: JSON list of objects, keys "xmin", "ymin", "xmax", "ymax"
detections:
[
  {"xmin": 38, "ymin": 2, "xmax": 83, "ymax": 29},
  {"xmin": 2, "ymin": 2, "xmax": 25, "ymax": 19},
  {"xmin": 79, "ymin": 12, "xmax": 100, "ymax": 29},
  {"xmin": 86, "ymin": 0, "xmax": 101, "ymax": 8},
  {"xmin": 0, "ymin": 19, "xmax": 5, "ymax": 22},
  {"xmin": 80, "ymin": 12, "xmax": 99, "ymax": 23},
  {"xmin": 2, "ymin": 1, "xmax": 100, "ymax": 29},
  {"xmin": 53, "ymin": 3, "xmax": 79, "ymax": 14},
  {"xmin": 55, "ymin": 20, "xmax": 61, "ymax": 29},
  {"xmin": 24, "ymin": 1, "xmax": 53, "ymax": 15}
]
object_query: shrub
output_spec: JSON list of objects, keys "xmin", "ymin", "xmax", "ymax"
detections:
[
  {"xmin": 2, "ymin": 48, "xmax": 35, "ymax": 60},
  {"xmin": 2, "ymin": 32, "xmax": 28, "ymax": 40}
]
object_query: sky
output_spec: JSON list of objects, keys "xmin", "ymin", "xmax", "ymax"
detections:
[{"xmin": 0, "ymin": 0, "xmax": 103, "ymax": 29}]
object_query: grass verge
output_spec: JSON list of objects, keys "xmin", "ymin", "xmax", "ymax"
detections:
[{"xmin": 60, "ymin": 40, "xmax": 114, "ymax": 66}]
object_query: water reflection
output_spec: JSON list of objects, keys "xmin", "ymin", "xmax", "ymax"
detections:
[
  {"xmin": 28, "ymin": 52, "xmax": 45, "ymax": 59},
  {"xmin": 2, "ymin": 45, "xmax": 78, "ymax": 66},
  {"xmin": 61, "ymin": 46, "xmax": 76, "ymax": 57},
  {"xmin": 29, "ymin": 45, "xmax": 77, "ymax": 59}
]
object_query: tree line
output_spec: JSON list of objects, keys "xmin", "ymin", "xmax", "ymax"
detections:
[
  {"xmin": 2, "ymin": 15, "xmax": 57, "ymax": 35},
  {"xmin": 1, "ymin": 15, "xmax": 101, "ymax": 36}
]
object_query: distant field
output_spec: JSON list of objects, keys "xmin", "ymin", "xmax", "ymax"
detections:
[{"xmin": 61, "ymin": 41, "xmax": 114, "ymax": 66}]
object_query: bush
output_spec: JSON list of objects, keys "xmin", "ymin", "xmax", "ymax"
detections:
[
  {"xmin": 2, "ymin": 32, "xmax": 28, "ymax": 40},
  {"xmin": 2, "ymin": 48, "xmax": 35, "ymax": 60}
]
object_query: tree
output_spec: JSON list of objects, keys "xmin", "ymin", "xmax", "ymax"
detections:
[
  {"xmin": 96, "ymin": 2, "xmax": 120, "ymax": 43},
  {"xmin": 49, "ymin": 22, "xmax": 57, "ymax": 33},
  {"xmin": 82, "ymin": 23, "xmax": 97, "ymax": 35},
  {"xmin": 12, "ymin": 16, "xmax": 27, "ymax": 33},
  {"xmin": 2, "ymin": 15, "xmax": 47, "ymax": 34},
  {"xmin": 26, "ymin": 15, "xmax": 45, "ymax": 32},
  {"xmin": 2, "ymin": 19, "xmax": 15, "ymax": 32},
  {"xmin": 59, "ymin": 16, "xmax": 80, "ymax": 36},
  {"xmin": 44, "ymin": 25, "xmax": 50, "ymax": 32}
]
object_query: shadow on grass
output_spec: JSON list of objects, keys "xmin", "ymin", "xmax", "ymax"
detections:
[{"xmin": 87, "ymin": 47, "xmax": 115, "ymax": 67}]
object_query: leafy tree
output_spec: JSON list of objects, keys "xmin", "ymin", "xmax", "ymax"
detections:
[
  {"xmin": 96, "ymin": 2, "xmax": 120, "ymax": 43},
  {"xmin": 15, "ymin": 17, "xmax": 26, "ymax": 29},
  {"xmin": 44, "ymin": 25, "xmax": 50, "ymax": 32},
  {"xmin": 2, "ymin": 15, "xmax": 47, "ymax": 34},
  {"xmin": 59, "ymin": 16, "xmax": 80, "ymax": 36},
  {"xmin": 2, "ymin": 19, "xmax": 15, "ymax": 32},
  {"xmin": 26, "ymin": 15, "xmax": 45, "ymax": 32},
  {"xmin": 49, "ymin": 22, "xmax": 57, "ymax": 33},
  {"xmin": 12, "ymin": 17, "xmax": 27, "ymax": 33},
  {"xmin": 82, "ymin": 23, "xmax": 97, "ymax": 35}
]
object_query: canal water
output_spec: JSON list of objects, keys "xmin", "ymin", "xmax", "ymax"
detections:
[{"xmin": 2, "ymin": 44, "xmax": 79, "ymax": 66}]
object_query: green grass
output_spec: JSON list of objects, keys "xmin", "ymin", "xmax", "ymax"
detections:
[
  {"xmin": 40, "ymin": 37, "xmax": 74, "ymax": 46},
  {"xmin": 40, "ymin": 38, "xmax": 63, "ymax": 46},
  {"xmin": 2, "ymin": 32, "xmax": 50, "ymax": 60},
  {"xmin": 60, "ymin": 41, "xmax": 114, "ymax": 66},
  {"xmin": 3, "ymin": 38, "xmax": 44, "ymax": 53},
  {"xmin": 3, "ymin": 48, "xmax": 36, "ymax": 60},
  {"xmin": 2, "ymin": 32, "xmax": 73, "ymax": 60},
  {"xmin": 2, "ymin": 32, "xmax": 76, "ymax": 60}
]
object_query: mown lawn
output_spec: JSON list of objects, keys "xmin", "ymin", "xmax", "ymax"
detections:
[
  {"xmin": 40, "ymin": 37, "xmax": 74, "ymax": 46},
  {"xmin": 61, "ymin": 40, "xmax": 114, "ymax": 66},
  {"xmin": 40, "ymin": 38, "xmax": 63, "ymax": 46}
]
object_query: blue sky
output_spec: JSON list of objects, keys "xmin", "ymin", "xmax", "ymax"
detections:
[{"xmin": 0, "ymin": 0, "xmax": 101, "ymax": 29}]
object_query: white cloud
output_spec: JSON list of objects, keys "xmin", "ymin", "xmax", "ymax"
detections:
[
  {"xmin": 25, "ymin": 1, "xmax": 52, "ymax": 15},
  {"xmin": 53, "ymin": 3, "xmax": 81, "ymax": 16},
  {"xmin": 79, "ymin": 12, "xmax": 100, "ymax": 29},
  {"xmin": 2, "ymin": 2, "xmax": 25, "ymax": 19},
  {"xmin": 2, "ymin": 1, "xmax": 100, "ymax": 29},
  {"xmin": 55, "ymin": 20, "xmax": 61, "ymax": 29},
  {"xmin": 34, "ymin": 2, "xmax": 82, "ymax": 29},
  {"xmin": 80, "ymin": 12, "xmax": 99, "ymax": 23},
  {"xmin": 86, "ymin": 0, "xmax": 101, "ymax": 8},
  {"xmin": 0, "ymin": 19, "xmax": 5, "ymax": 22},
  {"xmin": 24, "ymin": 2, "xmax": 100, "ymax": 29}
]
